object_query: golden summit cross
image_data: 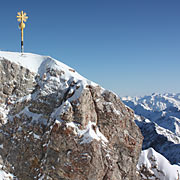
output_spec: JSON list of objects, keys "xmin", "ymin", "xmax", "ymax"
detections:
[{"xmin": 16, "ymin": 11, "xmax": 28, "ymax": 53}]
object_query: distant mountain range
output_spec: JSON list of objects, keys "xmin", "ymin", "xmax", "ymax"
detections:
[{"xmin": 122, "ymin": 93, "xmax": 180, "ymax": 179}]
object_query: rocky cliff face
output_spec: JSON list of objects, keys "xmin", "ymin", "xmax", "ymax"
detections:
[{"xmin": 0, "ymin": 52, "xmax": 143, "ymax": 180}]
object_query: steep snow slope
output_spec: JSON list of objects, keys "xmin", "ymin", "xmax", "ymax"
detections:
[
  {"xmin": 137, "ymin": 148, "xmax": 180, "ymax": 180},
  {"xmin": 122, "ymin": 93, "xmax": 180, "ymax": 165}
]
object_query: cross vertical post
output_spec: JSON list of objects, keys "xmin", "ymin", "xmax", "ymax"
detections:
[
  {"xmin": 16, "ymin": 11, "xmax": 28, "ymax": 53},
  {"xmin": 21, "ymin": 26, "xmax": 24, "ymax": 53}
]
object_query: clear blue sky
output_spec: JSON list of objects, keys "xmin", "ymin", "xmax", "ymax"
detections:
[{"xmin": 0, "ymin": 0, "xmax": 180, "ymax": 96}]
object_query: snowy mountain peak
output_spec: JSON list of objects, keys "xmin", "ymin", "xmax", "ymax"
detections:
[
  {"xmin": 0, "ymin": 51, "xmax": 96, "ymax": 88},
  {"xmin": 0, "ymin": 51, "xmax": 143, "ymax": 179}
]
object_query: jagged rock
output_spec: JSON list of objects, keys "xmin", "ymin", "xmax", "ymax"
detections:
[{"xmin": 0, "ymin": 52, "xmax": 143, "ymax": 180}]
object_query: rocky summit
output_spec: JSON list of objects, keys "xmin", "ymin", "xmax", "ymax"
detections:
[{"xmin": 0, "ymin": 51, "xmax": 143, "ymax": 180}]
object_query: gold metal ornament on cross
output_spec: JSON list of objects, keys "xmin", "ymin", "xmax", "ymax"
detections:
[{"xmin": 16, "ymin": 11, "xmax": 28, "ymax": 53}]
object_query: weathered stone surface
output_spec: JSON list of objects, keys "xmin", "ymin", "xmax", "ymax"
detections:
[{"xmin": 0, "ymin": 58, "xmax": 143, "ymax": 180}]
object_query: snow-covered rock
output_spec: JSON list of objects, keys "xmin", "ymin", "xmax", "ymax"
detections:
[
  {"xmin": 0, "ymin": 169, "xmax": 14, "ymax": 180},
  {"xmin": 0, "ymin": 165, "xmax": 15, "ymax": 180},
  {"xmin": 0, "ymin": 51, "xmax": 143, "ymax": 180},
  {"xmin": 137, "ymin": 148, "xmax": 180, "ymax": 180}
]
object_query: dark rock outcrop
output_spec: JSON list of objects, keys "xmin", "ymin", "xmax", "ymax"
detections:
[{"xmin": 0, "ymin": 56, "xmax": 143, "ymax": 180}]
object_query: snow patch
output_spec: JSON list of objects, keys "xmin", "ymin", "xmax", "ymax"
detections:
[
  {"xmin": 33, "ymin": 133, "xmax": 41, "ymax": 140},
  {"xmin": 66, "ymin": 121, "xmax": 108, "ymax": 144},
  {"xmin": 17, "ymin": 106, "xmax": 43, "ymax": 123},
  {"xmin": 17, "ymin": 94, "xmax": 32, "ymax": 103},
  {"xmin": 0, "ymin": 165, "xmax": 15, "ymax": 180}
]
